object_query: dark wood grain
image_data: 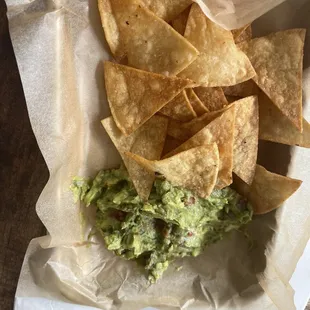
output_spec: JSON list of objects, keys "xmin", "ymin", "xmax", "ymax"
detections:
[{"xmin": 0, "ymin": 1, "xmax": 49, "ymax": 309}]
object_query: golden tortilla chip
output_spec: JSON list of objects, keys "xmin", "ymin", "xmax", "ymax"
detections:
[
  {"xmin": 125, "ymin": 144, "xmax": 220, "ymax": 198},
  {"xmin": 222, "ymin": 80, "xmax": 259, "ymax": 98},
  {"xmin": 159, "ymin": 90, "xmax": 196, "ymax": 122},
  {"xmin": 141, "ymin": 0, "xmax": 192, "ymax": 21},
  {"xmin": 259, "ymin": 91, "xmax": 310, "ymax": 147},
  {"xmin": 104, "ymin": 61, "xmax": 192, "ymax": 135},
  {"xmin": 102, "ymin": 115, "xmax": 168, "ymax": 200},
  {"xmin": 234, "ymin": 165, "xmax": 302, "ymax": 214},
  {"xmin": 186, "ymin": 89, "xmax": 209, "ymax": 116},
  {"xmin": 233, "ymin": 24, "xmax": 252, "ymax": 44},
  {"xmin": 98, "ymin": 0, "xmax": 198, "ymax": 75},
  {"xmin": 194, "ymin": 87, "xmax": 228, "ymax": 112},
  {"xmin": 238, "ymin": 29, "xmax": 306, "ymax": 132},
  {"xmin": 171, "ymin": 6, "xmax": 191, "ymax": 35},
  {"xmin": 165, "ymin": 106, "xmax": 235, "ymax": 189},
  {"xmin": 162, "ymin": 135, "xmax": 183, "ymax": 157},
  {"xmin": 167, "ymin": 105, "xmax": 233, "ymax": 141},
  {"xmin": 233, "ymin": 96, "xmax": 259, "ymax": 184},
  {"xmin": 178, "ymin": 4, "xmax": 255, "ymax": 86}
]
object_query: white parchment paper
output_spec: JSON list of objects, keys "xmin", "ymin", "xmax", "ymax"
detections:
[{"xmin": 5, "ymin": 0, "xmax": 310, "ymax": 309}]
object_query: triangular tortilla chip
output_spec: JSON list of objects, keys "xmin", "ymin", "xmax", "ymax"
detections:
[
  {"xmin": 104, "ymin": 61, "xmax": 192, "ymax": 135},
  {"xmin": 159, "ymin": 90, "xmax": 196, "ymax": 122},
  {"xmin": 186, "ymin": 89, "xmax": 209, "ymax": 116},
  {"xmin": 141, "ymin": 0, "xmax": 192, "ymax": 21},
  {"xmin": 238, "ymin": 29, "xmax": 306, "ymax": 131},
  {"xmin": 236, "ymin": 25, "xmax": 252, "ymax": 44},
  {"xmin": 167, "ymin": 105, "xmax": 233, "ymax": 141},
  {"xmin": 162, "ymin": 135, "xmax": 183, "ymax": 157},
  {"xmin": 232, "ymin": 24, "xmax": 252, "ymax": 44},
  {"xmin": 125, "ymin": 144, "xmax": 219, "ymax": 198},
  {"xmin": 98, "ymin": 0, "xmax": 198, "ymax": 75},
  {"xmin": 171, "ymin": 6, "xmax": 191, "ymax": 35},
  {"xmin": 225, "ymin": 96, "xmax": 240, "ymax": 104},
  {"xmin": 233, "ymin": 96, "xmax": 259, "ymax": 184},
  {"xmin": 101, "ymin": 115, "xmax": 168, "ymax": 200},
  {"xmin": 234, "ymin": 165, "xmax": 302, "ymax": 214},
  {"xmin": 178, "ymin": 4, "xmax": 255, "ymax": 86},
  {"xmin": 165, "ymin": 106, "xmax": 235, "ymax": 189},
  {"xmin": 232, "ymin": 25, "xmax": 249, "ymax": 40},
  {"xmin": 194, "ymin": 87, "xmax": 228, "ymax": 112},
  {"xmin": 259, "ymin": 91, "xmax": 310, "ymax": 147},
  {"xmin": 222, "ymin": 80, "xmax": 259, "ymax": 98}
]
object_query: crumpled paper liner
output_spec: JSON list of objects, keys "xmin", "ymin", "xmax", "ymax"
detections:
[
  {"xmin": 5, "ymin": 0, "xmax": 310, "ymax": 309},
  {"xmin": 197, "ymin": 0, "xmax": 285, "ymax": 29}
]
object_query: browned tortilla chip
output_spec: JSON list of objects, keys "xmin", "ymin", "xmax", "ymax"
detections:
[
  {"xmin": 102, "ymin": 115, "xmax": 168, "ymax": 200},
  {"xmin": 238, "ymin": 29, "xmax": 306, "ymax": 132},
  {"xmin": 171, "ymin": 6, "xmax": 191, "ymax": 35},
  {"xmin": 226, "ymin": 96, "xmax": 240, "ymax": 104},
  {"xmin": 233, "ymin": 24, "xmax": 252, "ymax": 44},
  {"xmin": 159, "ymin": 90, "xmax": 196, "ymax": 122},
  {"xmin": 104, "ymin": 61, "xmax": 192, "ymax": 135},
  {"xmin": 234, "ymin": 165, "xmax": 302, "ymax": 214},
  {"xmin": 233, "ymin": 96, "xmax": 259, "ymax": 184},
  {"xmin": 167, "ymin": 118, "xmax": 189, "ymax": 141},
  {"xmin": 125, "ymin": 144, "xmax": 220, "ymax": 198},
  {"xmin": 194, "ymin": 87, "xmax": 228, "ymax": 112},
  {"xmin": 167, "ymin": 105, "xmax": 233, "ymax": 141},
  {"xmin": 237, "ymin": 25, "xmax": 252, "ymax": 43},
  {"xmin": 222, "ymin": 80, "xmax": 259, "ymax": 98},
  {"xmin": 259, "ymin": 91, "xmax": 310, "ymax": 147},
  {"xmin": 186, "ymin": 89, "xmax": 209, "ymax": 116},
  {"xmin": 165, "ymin": 106, "xmax": 235, "ymax": 189},
  {"xmin": 162, "ymin": 135, "xmax": 183, "ymax": 157},
  {"xmin": 98, "ymin": 0, "xmax": 198, "ymax": 75},
  {"xmin": 141, "ymin": 0, "xmax": 192, "ymax": 21},
  {"xmin": 178, "ymin": 4, "xmax": 255, "ymax": 86},
  {"xmin": 232, "ymin": 25, "xmax": 249, "ymax": 40}
]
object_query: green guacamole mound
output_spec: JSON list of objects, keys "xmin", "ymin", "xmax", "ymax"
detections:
[{"xmin": 72, "ymin": 167, "xmax": 253, "ymax": 283}]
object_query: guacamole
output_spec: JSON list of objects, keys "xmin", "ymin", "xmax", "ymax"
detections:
[{"xmin": 72, "ymin": 167, "xmax": 253, "ymax": 282}]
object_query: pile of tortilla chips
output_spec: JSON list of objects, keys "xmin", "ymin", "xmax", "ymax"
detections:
[{"xmin": 98, "ymin": 0, "xmax": 306, "ymax": 214}]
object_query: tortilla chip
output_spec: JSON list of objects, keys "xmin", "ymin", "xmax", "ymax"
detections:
[
  {"xmin": 171, "ymin": 6, "xmax": 191, "ymax": 35},
  {"xmin": 167, "ymin": 105, "xmax": 233, "ymax": 141},
  {"xmin": 162, "ymin": 136, "xmax": 183, "ymax": 157},
  {"xmin": 178, "ymin": 4, "xmax": 255, "ymax": 86},
  {"xmin": 233, "ymin": 24, "xmax": 252, "ymax": 44},
  {"xmin": 104, "ymin": 61, "xmax": 192, "ymax": 135},
  {"xmin": 98, "ymin": 0, "xmax": 198, "ymax": 75},
  {"xmin": 222, "ymin": 80, "xmax": 259, "ymax": 98},
  {"xmin": 238, "ymin": 29, "xmax": 306, "ymax": 132},
  {"xmin": 232, "ymin": 25, "xmax": 249, "ymax": 40},
  {"xmin": 125, "ymin": 144, "xmax": 220, "ymax": 198},
  {"xmin": 259, "ymin": 91, "xmax": 310, "ymax": 147},
  {"xmin": 165, "ymin": 106, "xmax": 235, "ymax": 189},
  {"xmin": 186, "ymin": 89, "xmax": 209, "ymax": 116},
  {"xmin": 141, "ymin": 0, "xmax": 192, "ymax": 21},
  {"xmin": 226, "ymin": 96, "xmax": 240, "ymax": 104},
  {"xmin": 159, "ymin": 90, "xmax": 196, "ymax": 122},
  {"xmin": 102, "ymin": 115, "xmax": 168, "ymax": 200},
  {"xmin": 194, "ymin": 87, "xmax": 228, "ymax": 112},
  {"xmin": 233, "ymin": 96, "xmax": 259, "ymax": 184},
  {"xmin": 167, "ymin": 118, "xmax": 189, "ymax": 141},
  {"xmin": 234, "ymin": 165, "xmax": 302, "ymax": 214}
]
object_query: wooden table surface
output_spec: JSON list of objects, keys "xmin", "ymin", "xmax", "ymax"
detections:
[{"xmin": 0, "ymin": 1, "xmax": 49, "ymax": 309}]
